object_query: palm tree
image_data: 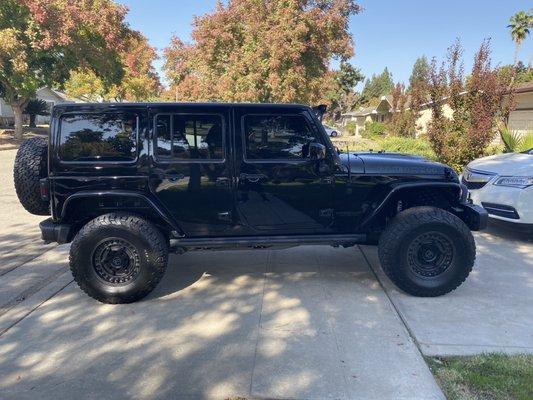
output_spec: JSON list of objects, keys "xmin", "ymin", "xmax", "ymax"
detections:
[
  {"xmin": 23, "ymin": 99, "xmax": 50, "ymax": 128},
  {"xmin": 508, "ymin": 11, "xmax": 532, "ymax": 65}
]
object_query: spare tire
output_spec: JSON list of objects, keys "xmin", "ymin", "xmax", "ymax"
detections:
[{"xmin": 13, "ymin": 137, "xmax": 50, "ymax": 216}]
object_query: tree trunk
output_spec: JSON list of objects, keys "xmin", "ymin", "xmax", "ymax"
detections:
[
  {"xmin": 29, "ymin": 114, "xmax": 36, "ymax": 128},
  {"xmin": 12, "ymin": 103, "xmax": 24, "ymax": 140},
  {"xmin": 513, "ymin": 43, "xmax": 521, "ymax": 66}
]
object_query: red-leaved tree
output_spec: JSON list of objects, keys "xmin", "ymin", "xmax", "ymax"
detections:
[
  {"xmin": 163, "ymin": 0, "xmax": 362, "ymax": 107},
  {"xmin": 427, "ymin": 40, "xmax": 513, "ymax": 170}
]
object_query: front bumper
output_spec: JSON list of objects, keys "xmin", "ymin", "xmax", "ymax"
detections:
[
  {"xmin": 456, "ymin": 202, "xmax": 488, "ymax": 231},
  {"xmin": 468, "ymin": 184, "xmax": 533, "ymax": 225},
  {"xmin": 40, "ymin": 218, "xmax": 72, "ymax": 244}
]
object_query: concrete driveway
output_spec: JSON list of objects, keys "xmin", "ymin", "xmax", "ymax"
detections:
[{"xmin": 1, "ymin": 147, "xmax": 532, "ymax": 400}]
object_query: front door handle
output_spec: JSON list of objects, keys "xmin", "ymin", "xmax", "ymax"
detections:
[
  {"xmin": 165, "ymin": 173, "xmax": 185, "ymax": 182},
  {"xmin": 240, "ymin": 173, "xmax": 268, "ymax": 183}
]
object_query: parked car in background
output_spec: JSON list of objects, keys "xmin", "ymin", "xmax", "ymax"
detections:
[
  {"xmin": 323, "ymin": 124, "xmax": 340, "ymax": 137},
  {"xmin": 462, "ymin": 149, "xmax": 533, "ymax": 228}
]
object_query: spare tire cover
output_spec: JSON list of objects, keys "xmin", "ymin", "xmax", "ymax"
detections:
[{"xmin": 13, "ymin": 137, "xmax": 50, "ymax": 216}]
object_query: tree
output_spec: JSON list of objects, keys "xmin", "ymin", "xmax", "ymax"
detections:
[
  {"xmin": 64, "ymin": 32, "xmax": 161, "ymax": 102},
  {"xmin": 508, "ymin": 10, "xmax": 532, "ymax": 65},
  {"xmin": 163, "ymin": 0, "xmax": 362, "ymax": 106},
  {"xmin": 408, "ymin": 56, "xmax": 430, "ymax": 91},
  {"xmin": 325, "ymin": 62, "xmax": 364, "ymax": 120},
  {"xmin": 388, "ymin": 83, "xmax": 416, "ymax": 137},
  {"xmin": 427, "ymin": 40, "xmax": 513, "ymax": 171},
  {"xmin": 359, "ymin": 67, "xmax": 394, "ymax": 105},
  {"xmin": 23, "ymin": 99, "xmax": 49, "ymax": 128},
  {"xmin": 64, "ymin": 69, "xmax": 107, "ymax": 102},
  {"xmin": 0, "ymin": 0, "xmax": 130, "ymax": 139}
]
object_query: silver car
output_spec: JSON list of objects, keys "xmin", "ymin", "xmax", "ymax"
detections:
[{"xmin": 323, "ymin": 124, "xmax": 340, "ymax": 137}]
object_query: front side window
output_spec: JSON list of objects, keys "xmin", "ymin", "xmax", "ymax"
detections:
[
  {"xmin": 155, "ymin": 114, "xmax": 224, "ymax": 161},
  {"xmin": 59, "ymin": 113, "xmax": 137, "ymax": 162},
  {"xmin": 243, "ymin": 114, "xmax": 316, "ymax": 160}
]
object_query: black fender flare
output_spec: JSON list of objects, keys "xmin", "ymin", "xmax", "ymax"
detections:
[
  {"xmin": 358, "ymin": 181, "xmax": 462, "ymax": 228},
  {"xmin": 61, "ymin": 190, "xmax": 183, "ymax": 235}
]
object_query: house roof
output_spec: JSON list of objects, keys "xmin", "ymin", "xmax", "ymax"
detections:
[
  {"xmin": 515, "ymin": 81, "xmax": 533, "ymax": 94},
  {"xmin": 342, "ymin": 95, "xmax": 393, "ymax": 117},
  {"xmin": 36, "ymin": 87, "xmax": 83, "ymax": 103}
]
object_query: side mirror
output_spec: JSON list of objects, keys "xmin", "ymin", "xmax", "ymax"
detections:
[{"xmin": 309, "ymin": 142, "xmax": 326, "ymax": 160}]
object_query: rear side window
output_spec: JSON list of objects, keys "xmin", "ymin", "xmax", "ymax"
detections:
[
  {"xmin": 155, "ymin": 114, "xmax": 224, "ymax": 161},
  {"xmin": 243, "ymin": 114, "xmax": 316, "ymax": 160},
  {"xmin": 59, "ymin": 113, "xmax": 138, "ymax": 162}
]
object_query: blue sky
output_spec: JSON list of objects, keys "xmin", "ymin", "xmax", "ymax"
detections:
[{"xmin": 119, "ymin": 0, "xmax": 532, "ymax": 88}]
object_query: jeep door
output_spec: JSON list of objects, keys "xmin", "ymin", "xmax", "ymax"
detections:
[
  {"xmin": 149, "ymin": 105, "xmax": 233, "ymax": 236},
  {"xmin": 233, "ymin": 106, "xmax": 335, "ymax": 234}
]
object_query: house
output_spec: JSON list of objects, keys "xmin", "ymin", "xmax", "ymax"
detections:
[
  {"xmin": 0, "ymin": 87, "xmax": 82, "ymax": 127},
  {"xmin": 508, "ymin": 81, "xmax": 533, "ymax": 134},
  {"xmin": 340, "ymin": 96, "xmax": 393, "ymax": 136},
  {"xmin": 340, "ymin": 82, "xmax": 533, "ymax": 136}
]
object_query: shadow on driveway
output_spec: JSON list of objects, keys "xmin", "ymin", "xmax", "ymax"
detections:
[{"xmin": 0, "ymin": 246, "xmax": 443, "ymax": 400}]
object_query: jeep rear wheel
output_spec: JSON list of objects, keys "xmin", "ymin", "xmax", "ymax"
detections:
[
  {"xmin": 70, "ymin": 213, "xmax": 168, "ymax": 304},
  {"xmin": 378, "ymin": 206, "xmax": 475, "ymax": 297},
  {"xmin": 13, "ymin": 137, "xmax": 50, "ymax": 216}
]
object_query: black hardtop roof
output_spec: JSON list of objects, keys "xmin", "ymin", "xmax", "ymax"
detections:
[{"xmin": 54, "ymin": 102, "xmax": 313, "ymax": 111}]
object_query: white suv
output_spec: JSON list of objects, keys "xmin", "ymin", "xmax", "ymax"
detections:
[{"xmin": 462, "ymin": 149, "xmax": 533, "ymax": 227}]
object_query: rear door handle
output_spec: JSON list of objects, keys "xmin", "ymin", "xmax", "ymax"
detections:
[{"xmin": 240, "ymin": 173, "xmax": 268, "ymax": 183}]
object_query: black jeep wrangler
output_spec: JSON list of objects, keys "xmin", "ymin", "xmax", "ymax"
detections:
[{"xmin": 13, "ymin": 103, "xmax": 487, "ymax": 303}]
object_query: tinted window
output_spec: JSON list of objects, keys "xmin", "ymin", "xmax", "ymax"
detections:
[
  {"xmin": 155, "ymin": 114, "xmax": 224, "ymax": 161},
  {"xmin": 243, "ymin": 115, "xmax": 315, "ymax": 160},
  {"xmin": 59, "ymin": 113, "xmax": 137, "ymax": 162}
]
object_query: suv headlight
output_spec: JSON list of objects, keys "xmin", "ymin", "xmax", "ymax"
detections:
[
  {"xmin": 463, "ymin": 168, "xmax": 494, "ymax": 183},
  {"xmin": 493, "ymin": 176, "xmax": 533, "ymax": 189}
]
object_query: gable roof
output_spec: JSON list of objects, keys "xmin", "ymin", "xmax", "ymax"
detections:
[
  {"xmin": 515, "ymin": 81, "xmax": 533, "ymax": 94},
  {"xmin": 342, "ymin": 95, "xmax": 393, "ymax": 117}
]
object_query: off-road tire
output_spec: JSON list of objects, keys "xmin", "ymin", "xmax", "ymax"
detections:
[
  {"xmin": 13, "ymin": 137, "xmax": 49, "ymax": 215},
  {"xmin": 378, "ymin": 206, "xmax": 475, "ymax": 297},
  {"xmin": 70, "ymin": 213, "xmax": 168, "ymax": 304}
]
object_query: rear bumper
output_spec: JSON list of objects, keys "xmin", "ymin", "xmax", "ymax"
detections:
[
  {"xmin": 456, "ymin": 202, "xmax": 488, "ymax": 231},
  {"xmin": 40, "ymin": 218, "xmax": 72, "ymax": 244}
]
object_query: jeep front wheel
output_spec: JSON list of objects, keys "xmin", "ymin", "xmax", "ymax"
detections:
[
  {"xmin": 70, "ymin": 213, "xmax": 168, "ymax": 304},
  {"xmin": 378, "ymin": 206, "xmax": 475, "ymax": 297}
]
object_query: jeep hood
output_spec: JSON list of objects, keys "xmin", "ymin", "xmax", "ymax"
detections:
[{"xmin": 339, "ymin": 152, "xmax": 449, "ymax": 175}]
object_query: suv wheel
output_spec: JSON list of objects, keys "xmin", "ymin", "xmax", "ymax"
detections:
[
  {"xmin": 70, "ymin": 213, "xmax": 168, "ymax": 304},
  {"xmin": 378, "ymin": 206, "xmax": 475, "ymax": 297}
]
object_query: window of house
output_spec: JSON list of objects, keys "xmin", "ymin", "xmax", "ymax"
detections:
[
  {"xmin": 59, "ymin": 113, "xmax": 137, "ymax": 162},
  {"xmin": 243, "ymin": 114, "xmax": 316, "ymax": 160},
  {"xmin": 155, "ymin": 114, "xmax": 224, "ymax": 161}
]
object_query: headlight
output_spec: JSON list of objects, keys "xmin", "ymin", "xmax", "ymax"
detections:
[
  {"xmin": 493, "ymin": 176, "xmax": 533, "ymax": 189},
  {"xmin": 463, "ymin": 168, "xmax": 494, "ymax": 183}
]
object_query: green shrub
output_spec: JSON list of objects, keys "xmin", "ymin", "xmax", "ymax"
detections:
[
  {"xmin": 484, "ymin": 142, "xmax": 504, "ymax": 156},
  {"xmin": 361, "ymin": 121, "xmax": 386, "ymax": 138},
  {"xmin": 500, "ymin": 126, "xmax": 533, "ymax": 152},
  {"xmin": 345, "ymin": 121, "xmax": 357, "ymax": 136},
  {"xmin": 377, "ymin": 136, "xmax": 437, "ymax": 160},
  {"xmin": 346, "ymin": 136, "xmax": 437, "ymax": 160}
]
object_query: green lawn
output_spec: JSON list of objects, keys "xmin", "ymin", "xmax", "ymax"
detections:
[{"xmin": 427, "ymin": 354, "xmax": 533, "ymax": 400}]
